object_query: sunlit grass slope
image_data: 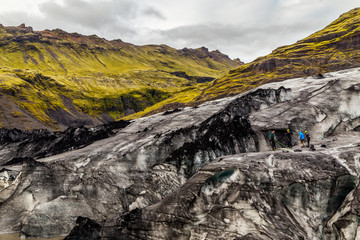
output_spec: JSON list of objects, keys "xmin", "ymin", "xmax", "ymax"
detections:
[{"xmin": 0, "ymin": 25, "xmax": 242, "ymax": 129}]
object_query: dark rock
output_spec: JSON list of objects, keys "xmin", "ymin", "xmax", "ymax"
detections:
[
  {"xmin": 234, "ymin": 234, "xmax": 262, "ymax": 240},
  {"xmin": 117, "ymin": 208, "xmax": 143, "ymax": 230},
  {"xmin": 163, "ymin": 108, "xmax": 183, "ymax": 115},
  {"xmin": 258, "ymin": 58, "xmax": 277, "ymax": 72},
  {"xmin": 194, "ymin": 76, "xmax": 215, "ymax": 83},
  {"xmin": 315, "ymin": 73, "xmax": 325, "ymax": 79},
  {"xmin": 64, "ymin": 217, "xmax": 101, "ymax": 240},
  {"xmin": 4, "ymin": 157, "xmax": 34, "ymax": 166},
  {"xmin": 0, "ymin": 120, "xmax": 130, "ymax": 165},
  {"xmin": 169, "ymin": 71, "xmax": 191, "ymax": 80},
  {"xmin": 46, "ymin": 108, "xmax": 95, "ymax": 128}
]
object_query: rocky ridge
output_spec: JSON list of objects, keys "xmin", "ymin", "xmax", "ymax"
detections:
[{"xmin": 0, "ymin": 67, "xmax": 359, "ymax": 239}]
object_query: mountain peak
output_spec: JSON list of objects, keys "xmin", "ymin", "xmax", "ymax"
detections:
[
  {"xmin": 336, "ymin": 7, "xmax": 360, "ymax": 21},
  {"xmin": 0, "ymin": 23, "xmax": 33, "ymax": 33}
]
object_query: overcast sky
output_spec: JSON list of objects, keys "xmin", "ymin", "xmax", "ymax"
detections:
[{"xmin": 0, "ymin": 0, "xmax": 358, "ymax": 62}]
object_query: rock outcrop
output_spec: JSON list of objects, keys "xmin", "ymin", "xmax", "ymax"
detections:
[
  {"xmin": 1, "ymin": 68, "xmax": 360, "ymax": 239},
  {"xmin": 64, "ymin": 216, "xmax": 101, "ymax": 240},
  {"xmin": 0, "ymin": 120, "xmax": 130, "ymax": 166}
]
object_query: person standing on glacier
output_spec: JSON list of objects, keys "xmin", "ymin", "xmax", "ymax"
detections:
[
  {"xmin": 305, "ymin": 131, "xmax": 310, "ymax": 147},
  {"xmin": 269, "ymin": 130, "xmax": 276, "ymax": 151},
  {"xmin": 299, "ymin": 131, "xmax": 305, "ymax": 148},
  {"xmin": 285, "ymin": 129, "xmax": 292, "ymax": 147}
]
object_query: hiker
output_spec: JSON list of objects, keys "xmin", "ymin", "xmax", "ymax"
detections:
[
  {"xmin": 305, "ymin": 131, "xmax": 310, "ymax": 147},
  {"xmin": 269, "ymin": 130, "xmax": 276, "ymax": 151},
  {"xmin": 285, "ymin": 129, "xmax": 292, "ymax": 147},
  {"xmin": 299, "ymin": 131, "xmax": 305, "ymax": 147}
]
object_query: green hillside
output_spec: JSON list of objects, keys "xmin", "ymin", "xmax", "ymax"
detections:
[
  {"xmin": 0, "ymin": 24, "xmax": 242, "ymax": 129},
  {"xmin": 195, "ymin": 7, "xmax": 360, "ymax": 100}
]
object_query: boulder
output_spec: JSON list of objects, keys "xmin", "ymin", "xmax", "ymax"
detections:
[{"xmin": 63, "ymin": 216, "xmax": 101, "ymax": 240}]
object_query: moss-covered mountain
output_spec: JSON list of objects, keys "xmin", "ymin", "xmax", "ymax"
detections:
[
  {"xmin": 196, "ymin": 7, "xmax": 360, "ymax": 100},
  {"xmin": 128, "ymin": 7, "xmax": 360, "ymax": 118},
  {"xmin": 0, "ymin": 24, "xmax": 242, "ymax": 130}
]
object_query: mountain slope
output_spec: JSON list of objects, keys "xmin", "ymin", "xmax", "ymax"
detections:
[
  {"xmin": 196, "ymin": 8, "xmax": 360, "ymax": 100},
  {"xmin": 126, "ymin": 6, "xmax": 360, "ymax": 115},
  {"xmin": 0, "ymin": 24, "xmax": 242, "ymax": 130}
]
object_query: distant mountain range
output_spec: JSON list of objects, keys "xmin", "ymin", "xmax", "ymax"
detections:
[
  {"xmin": 2, "ymin": 7, "xmax": 360, "ymax": 130},
  {"xmin": 0, "ymin": 24, "xmax": 242, "ymax": 130}
]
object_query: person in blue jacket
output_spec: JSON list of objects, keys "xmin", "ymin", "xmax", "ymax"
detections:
[{"xmin": 299, "ymin": 131, "xmax": 305, "ymax": 147}]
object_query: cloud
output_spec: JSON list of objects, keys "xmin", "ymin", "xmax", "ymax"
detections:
[
  {"xmin": 142, "ymin": 6, "xmax": 166, "ymax": 20},
  {"xmin": 38, "ymin": 0, "xmax": 139, "ymax": 36},
  {"xmin": 0, "ymin": 0, "xmax": 359, "ymax": 62},
  {"xmin": 143, "ymin": 21, "xmax": 316, "ymax": 62}
]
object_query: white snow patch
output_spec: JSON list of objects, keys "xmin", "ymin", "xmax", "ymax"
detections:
[
  {"xmin": 129, "ymin": 196, "xmax": 148, "ymax": 211},
  {"xmin": 328, "ymin": 150, "xmax": 356, "ymax": 176},
  {"xmin": 266, "ymin": 154, "xmax": 274, "ymax": 167},
  {"xmin": 339, "ymin": 95, "xmax": 360, "ymax": 119},
  {"xmin": 23, "ymin": 192, "xmax": 37, "ymax": 211},
  {"xmin": 315, "ymin": 112, "xmax": 327, "ymax": 123},
  {"xmin": 354, "ymin": 154, "xmax": 360, "ymax": 177},
  {"xmin": 134, "ymin": 148, "xmax": 148, "ymax": 171},
  {"xmin": 267, "ymin": 154, "xmax": 275, "ymax": 182},
  {"xmin": 74, "ymin": 157, "xmax": 91, "ymax": 168}
]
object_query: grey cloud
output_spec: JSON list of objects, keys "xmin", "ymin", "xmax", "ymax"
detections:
[
  {"xmin": 0, "ymin": 11, "xmax": 51, "ymax": 31},
  {"xmin": 0, "ymin": 0, "xmax": 167, "ymax": 41},
  {"xmin": 143, "ymin": 7, "xmax": 166, "ymax": 20},
  {"xmin": 158, "ymin": 21, "xmax": 320, "ymax": 44},
  {"xmin": 0, "ymin": 11, "xmax": 31, "ymax": 26},
  {"xmin": 37, "ymin": 0, "xmax": 167, "ymax": 38},
  {"xmin": 38, "ymin": 0, "xmax": 138, "ymax": 34},
  {"xmin": 151, "ymin": 21, "xmax": 322, "ymax": 62}
]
